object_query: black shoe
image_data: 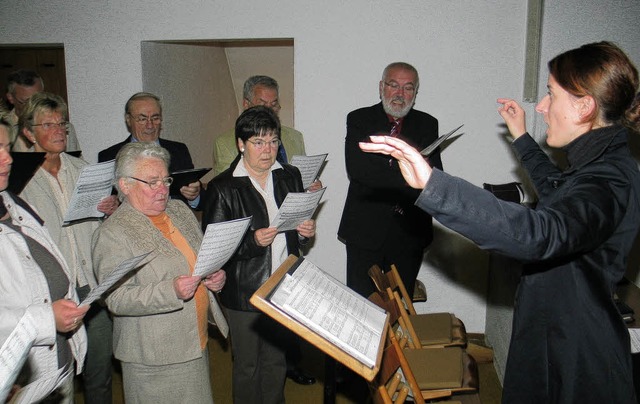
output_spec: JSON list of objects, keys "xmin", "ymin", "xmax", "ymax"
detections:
[{"xmin": 286, "ymin": 367, "xmax": 316, "ymax": 385}]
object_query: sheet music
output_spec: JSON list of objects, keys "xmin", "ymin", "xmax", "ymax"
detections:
[
  {"xmin": 630, "ymin": 328, "xmax": 640, "ymax": 354},
  {"xmin": 271, "ymin": 259, "xmax": 387, "ymax": 368},
  {"xmin": 289, "ymin": 154, "xmax": 327, "ymax": 189},
  {"xmin": 63, "ymin": 160, "xmax": 116, "ymax": 223},
  {"xmin": 9, "ymin": 366, "xmax": 71, "ymax": 404},
  {"xmin": 0, "ymin": 312, "xmax": 37, "ymax": 403},
  {"xmin": 193, "ymin": 217, "xmax": 252, "ymax": 278},
  {"xmin": 420, "ymin": 124, "xmax": 464, "ymax": 156},
  {"xmin": 270, "ymin": 188, "xmax": 325, "ymax": 232},
  {"xmin": 79, "ymin": 252, "xmax": 153, "ymax": 307}
]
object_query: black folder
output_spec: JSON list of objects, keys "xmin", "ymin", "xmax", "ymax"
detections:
[
  {"xmin": 169, "ymin": 167, "xmax": 211, "ymax": 195},
  {"xmin": 8, "ymin": 152, "xmax": 46, "ymax": 194}
]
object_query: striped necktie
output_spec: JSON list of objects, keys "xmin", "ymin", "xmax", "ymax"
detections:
[{"xmin": 389, "ymin": 119, "xmax": 401, "ymax": 137}]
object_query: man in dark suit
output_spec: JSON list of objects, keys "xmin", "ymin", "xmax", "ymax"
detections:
[
  {"xmin": 339, "ymin": 62, "xmax": 443, "ymax": 298},
  {"xmin": 98, "ymin": 92, "xmax": 201, "ymax": 207}
]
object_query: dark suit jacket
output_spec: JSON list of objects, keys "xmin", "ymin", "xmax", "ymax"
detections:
[
  {"xmin": 98, "ymin": 136, "xmax": 195, "ymax": 173},
  {"xmin": 338, "ymin": 102, "xmax": 442, "ymax": 251},
  {"xmin": 98, "ymin": 136, "xmax": 195, "ymax": 200}
]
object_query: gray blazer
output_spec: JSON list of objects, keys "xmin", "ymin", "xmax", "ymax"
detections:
[{"xmin": 92, "ymin": 199, "xmax": 228, "ymax": 366}]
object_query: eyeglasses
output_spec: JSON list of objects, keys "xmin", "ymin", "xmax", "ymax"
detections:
[
  {"xmin": 246, "ymin": 138, "xmax": 281, "ymax": 150},
  {"xmin": 14, "ymin": 97, "xmax": 29, "ymax": 106},
  {"xmin": 245, "ymin": 98, "xmax": 281, "ymax": 111},
  {"xmin": 31, "ymin": 122, "xmax": 70, "ymax": 131},
  {"xmin": 130, "ymin": 114, "xmax": 162, "ymax": 125},
  {"xmin": 128, "ymin": 176, "xmax": 173, "ymax": 190},
  {"xmin": 383, "ymin": 81, "xmax": 416, "ymax": 93}
]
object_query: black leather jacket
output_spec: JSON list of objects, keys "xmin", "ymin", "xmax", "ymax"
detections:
[{"xmin": 202, "ymin": 158, "xmax": 306, "ymax": 311}]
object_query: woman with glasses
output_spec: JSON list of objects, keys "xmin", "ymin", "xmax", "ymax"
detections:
[
  {"xmin": 18, "ymin": 92, "xmax": 118, "ymax": 404},
  {"xmin": 0, "ymin": 112, "xmax": 88, "ymax": 403},
  {"xmin": 92, "ymin": 141, "xmax": 228, "ymax": 403},
  {"xmin": 203, "ymin": 105, "xmax": 316, "ymax": 404}
]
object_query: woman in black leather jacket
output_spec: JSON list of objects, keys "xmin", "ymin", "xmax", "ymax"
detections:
[{"xmin": 202, "ymin": 106, "xmax": 315, "ymax": 404}]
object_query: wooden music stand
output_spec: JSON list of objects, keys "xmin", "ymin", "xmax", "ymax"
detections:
[{"xmin": 250, "ymin": 254, "xmax": 388, "ymax": 382}]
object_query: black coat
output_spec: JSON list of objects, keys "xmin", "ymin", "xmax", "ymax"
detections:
[
  {"xmin": 98, "ymin": 136, "xmax": 195, "ymax": 173},
  {"xmin": 98, "ymin": 136, "xmax": 196, "ymax": 201},
  {"xmin": 417, "ymin": 126, "xmax": 640, "ymax": 403},
  {"xmin": 201, "ymin": 159, "xmax": 305, "ymax": 311},
  {"xmin": 338, "ymin": 102, "xmax": 442, "ymax": 250}
]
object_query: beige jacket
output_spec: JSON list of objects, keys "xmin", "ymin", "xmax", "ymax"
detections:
[
  {"xmin": 92, "ymin": 200, "xmax": 228, "ymax": 366},
  {"xmin": 20, "ymin": 152, "xmax": 99, "ymax": 289}
]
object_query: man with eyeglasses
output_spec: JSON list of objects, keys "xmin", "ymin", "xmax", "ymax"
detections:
[
  {"xmin": 212, "ymin": 76, "xmax": 311, "ymax": 183},
  {"xmin": 5, "ymin": 69, "xmax": 81, "ymax": 152},
  {"xmin": 98, "ymin": 92, "xmax": 202, "ymax": 208},
  {"xmin": 339, "ymin": 62, "xmax": 443, "ymax": 300}
]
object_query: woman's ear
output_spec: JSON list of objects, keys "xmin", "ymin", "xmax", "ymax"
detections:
[
  {"xmin": 22, "ymin": 127, "xmax": 36, "ymax": 144},
  {"xmin": 118, "ymin": 178, "xmax": 130, "ymax": 196},
  {"xmin": 237, "ymin": 139, "xmax": 245, "ymax": 153},
  {"xmin": 576, "ymin": 95, "xmax": 597, "ymax": 122}
]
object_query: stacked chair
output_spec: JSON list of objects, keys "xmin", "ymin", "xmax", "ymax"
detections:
[
  {"xmin": 367, "ymin": 265, "xmax": 481, "ymax": 403},
  {"xmin": 368, "ymin": 265, "xmax": 467, "ymax": 349}
]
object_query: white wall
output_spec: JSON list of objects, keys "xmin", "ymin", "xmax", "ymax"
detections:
[{"xmin": 1, "ymin": 0, "xmax": 638, "ymax": 333}]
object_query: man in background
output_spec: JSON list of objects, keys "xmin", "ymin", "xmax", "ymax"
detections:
[
  {"xmin": 98, "ymin": 92, "xmax": 201, "ymax": 207},
  {"xmin": 339, "ymin": 62, "xmax": 443, "ymax": 298},
  {"xmin": 5, "ymin": 69, "xmax": 81, "ymax": 151},
  {"xmin": 213, "ymin": 76, "xmax": 307, "ymax": 175}
]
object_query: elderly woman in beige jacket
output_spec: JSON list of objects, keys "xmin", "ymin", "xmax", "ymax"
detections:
[
  {"xmin": 19, "ymin": 92, "xmax": 118, "ymax": 404},
  {"xmin": 92, "ymin": 141, "xmax": 228, "ymax": 404}
]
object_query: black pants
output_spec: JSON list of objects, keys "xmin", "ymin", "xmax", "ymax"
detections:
[{"xmin": 346, "ymin": 239, "xmax": 425, "ymax": 298}]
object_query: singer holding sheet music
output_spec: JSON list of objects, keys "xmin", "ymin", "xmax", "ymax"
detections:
[
  {"xmin": 0, "ymin": 113, "xmax": 88, "ymax": 402},
  {"xmin": 18, "ymin": 92, "xmax": 117, "ymax": 404},
  {"xmin": 202, "ymin": 105, "xmax": 316, "ymax": 404},
  {"xmin": 360, "ymin": 42, "xmax": 640, "ymax": 403},
  {"xmin": 92, "ymin": 142, "xmax": 228, "ymax": 404},
  {"xmin": 339, "ymin": 62, "xmax": 443, "ymax": 298}
]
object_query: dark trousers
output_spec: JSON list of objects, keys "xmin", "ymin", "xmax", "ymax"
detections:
[
  {"xmin": 82, "ymin": 305, "xmax": 113, "ymax": 404},
  {"xmin": 227, "ymin": 309, "xmax": 287, "ymax": 404},
  {"xmin": 346, "ymin": 240, "xmax": 425, "ymax": 298}
]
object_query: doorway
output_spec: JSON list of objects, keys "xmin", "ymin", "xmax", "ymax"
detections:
[
  {"xmin": 0, "ymin": 45, "xmax": 68, "ymax": 109},
  {"xmin": 140, "ymin": 39, "xmax": 294, "ymax": 182}
]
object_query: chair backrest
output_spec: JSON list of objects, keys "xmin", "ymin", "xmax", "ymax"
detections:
[
  {"xmin": 368, "ymin": 290, "xmax": 402, "ymax": 326},
  {"xmin": 372, "ymin": 328, "xmax": 426, "ymax": 404},
  {"xmin": 368, "ymin": 292, "xmax": 423, "ymax": 404},
  {"xmin": 389, "ymin": 290, "xmax": 422, "ymax": 349},
  {"xmin": 368, "ymin": 264, "xmax": 418, "ymax": 316},
  {"xmin": 389, "ymin": 264, "xmax": 418, "ymax": 315}
]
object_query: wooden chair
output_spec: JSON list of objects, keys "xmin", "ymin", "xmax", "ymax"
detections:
[
  {"xmin": 368, "ymin": 292, "xmax": 475, "ymax": 403},
  {"xmin": 372, "ymin": 322, "xmax": 478, "ymax": 402},
  {"xmin": 368, "ymin": 264, "xmax": 467, "ymax": 349}
]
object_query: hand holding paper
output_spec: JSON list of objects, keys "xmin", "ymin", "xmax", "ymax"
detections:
[
  {"xmin": 270, "ymin": 188, "xmax": 325, "ymax": 232},
  {"xmin": 63, "ymin": 160, "xmax": 116, "ymax": 223},
  {"xmin": 79, "ymin": 252, "xmax": 153, "ymax": 307},
  {"xmin": 193, "ymin": 217, "xmax": 252, "ymax": 278},
  {"xmin": 290, "ymin": 154, "xmax": 327, "ymax": 190}
]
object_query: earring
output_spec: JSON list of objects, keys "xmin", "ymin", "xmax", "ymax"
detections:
[{"xmin": 240, "ymin": 148, "xmax": 245, "ymax": 153}]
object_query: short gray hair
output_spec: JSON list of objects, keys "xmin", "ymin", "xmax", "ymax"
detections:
[
  {"xmin": 114, "ymin": 142, "xmax": 171, "ymax": 194},
  {"xmin": 382, "ymin": 62, "xmax": 420, "ymax": 89},
  {"xmin": 124, "ymin": 92, "xmax": 162, "ymax": 115},
  {"xmin": 243, "ymin": 75, "xmax": 279, "ymax": 101}
]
